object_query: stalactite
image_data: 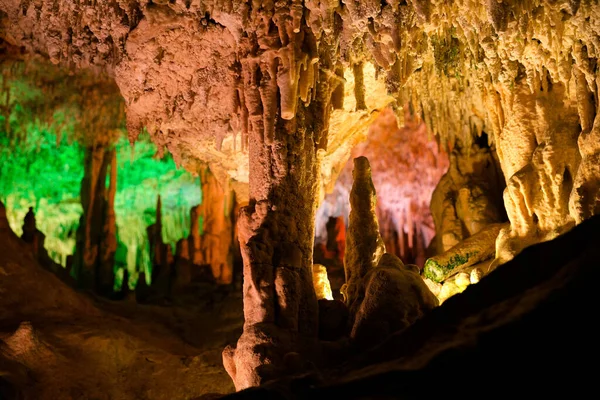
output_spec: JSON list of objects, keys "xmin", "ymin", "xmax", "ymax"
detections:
[{"xmin": 352, "ymin": 62, "xmax": 367, "ymax": 111}]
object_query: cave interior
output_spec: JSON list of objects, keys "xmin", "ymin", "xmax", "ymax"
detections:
[{"xmin": 0, "ymin": 0, "xmax": 599, "ymax": 399}]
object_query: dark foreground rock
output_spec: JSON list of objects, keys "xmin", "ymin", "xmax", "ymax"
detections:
[{"xmin": 219, "ymin": 214, "xmax": 600, "ymax": 399}]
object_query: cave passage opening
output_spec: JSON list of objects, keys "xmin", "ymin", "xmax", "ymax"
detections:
[
  {"xmin": 0, "ymin": 59, "xmax": 206, "ymax": 292},
  {"xmin": 314, "ymin": 106, "xmax": 450, "ymax": 299}
]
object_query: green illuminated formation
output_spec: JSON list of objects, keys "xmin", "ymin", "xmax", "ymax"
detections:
[
  {"xmin": 0, "ymin": 59, "xmax": 202, "ymax": 291},
  {"xmin": 112, "ymin": 136, "xmax": 201, "ymax": 290}
]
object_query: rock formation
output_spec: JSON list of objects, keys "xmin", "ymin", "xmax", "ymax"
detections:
[
  {"xmin": 429, "ymin": 138, "xmax": 506, "ymax": 255},
  {"xmin": 72, "ymin": 145, "xmax": 117, "ymax": 296},
  {"xmin": 199, "ymin": 166, "xmax": 236, "ymax": 284},
  {"xmin": 311, "ymin": 264, "xmax": 333, "ymax": 301},
  {"xmin": 1, "ymin": 0, "xmax": 600, "ymax": 396},
  {"xmin": 342, "ymin": 157, "xmax": 386, "ymax": 324},
  {"xmin": 343, "ymin": 157, "xmax": 438, "ymax": 348},
  {"xmin": 0, "ymin": 201, "xmax": 243, "ymax": 399},
  {"xmin": 218, "ymin": 214, "xmax": 600, "ymax": 400}
]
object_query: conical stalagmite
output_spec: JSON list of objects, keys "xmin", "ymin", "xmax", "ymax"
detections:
[{"xmin": 343, "ymin": 156, "xmax": 386, "ymax": 325}]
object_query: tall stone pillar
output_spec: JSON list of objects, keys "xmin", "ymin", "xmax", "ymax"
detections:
[
  {"xmin": 223, "ymin": 2, "xmax": 341, "ymax": 390},
  {"xmin": 199, "ymin": 167, "xmax": 235, "ymax": 284},
  {"xmin": 73, "ymin": 144, "xmax": 117, "ymax": 296}
]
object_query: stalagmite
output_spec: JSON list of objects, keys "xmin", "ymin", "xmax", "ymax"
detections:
[
  {"xmin": 342, "ymin": 156, "xmax": 438, "ymax": 348},
  {"xmin": 222, "ymin": 2, "xmax": 341, "ymax": 390},
  {"xmin": 342, "ymin": 157, "xmax": 385, "ymax": 324},
  {"xmin": 98, "ymin": 149, "xmax": 117, "ymax": 295},
  {"xmin": 149, "ymin": 195, "xmax": 171, "ymax": 298},
  {"xmin": 189, "ymin": 204, "xmax": 202, "ymax": 266},
  {"xmin": 312, "ymin": 264, "xmax": 333, "ymax": 301},
  {"xmin": 73, "ymin": 144, "xmax": 117, "ymax": 296},
  {"xmin": 21, "ymin": 207, "xmax": 36, "ymax": 243},
  {"xmin": 199, "ymin": 167, "xmax": 235, "ymax": 284}
]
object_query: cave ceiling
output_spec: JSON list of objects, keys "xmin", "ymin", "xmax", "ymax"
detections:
[{"xmin": 0, "ymin": 0, "xmax": 599, "ymax": 203}]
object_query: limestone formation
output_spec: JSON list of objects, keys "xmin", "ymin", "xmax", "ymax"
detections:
[
  {"xmin": 1, "ymin": 0, "xmax": 600, "ymax": 395},
  {"xmin": 199, "ymin": 166, "xmax": 236, "ymax": 284},
  {"xmin": 429, "ymin": 140, "xmax": 506, "ymax": 254},
  {"xmin": 343, "ymin": 157, "xmax": 386, "ymax": 325},
  {"xmin": 147, "ymin": 195, "xmax": 173, "ymax": 299},
  {"xmin": 342, "ymin": 156, "xmax": 438, "ymax": 349},
  {"xmin": 312, "ymin": 264, "xmax": 333, "ymax": 301},
  {"xmin": 351, "ymin": 253, "xmax": 438, "ymax": 349},
  {"xmin": 222, "ymin": 2, "xmax": 345, "ymax": 390},
  {"xmin": 424, "ymin": 223, "xmax": 507, "ymax": 283},
  {"xmin": 317, "ymin": 108, "xmax": 448, "ymax": 267},
  {"xmin": 72, "ymin": 144, "xmax": 117, "ymax": 295}
]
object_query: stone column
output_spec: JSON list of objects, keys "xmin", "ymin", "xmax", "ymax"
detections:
[
  {"xmin": 73, "ymin": 144, "xmax": 117, "ymax": 295},
  {"xmin": 199, "ymin": 167, "xmax": 235, "ymax": 284},
  {"xmin": 223, "ymin": 2, "xmax": 341, "ymax": 390}
]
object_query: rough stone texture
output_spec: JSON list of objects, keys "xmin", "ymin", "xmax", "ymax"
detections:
[
  {"xmin": 217, "ymin": 214, "xmax": 600, "ymax": 400},
  {"xmin": 221, "ymin": 2, "xmax": 345, "ymax": 390},
  {"xmin": 491, "ymin": 80, "xmax": 582, "ymax": 267},
  {"xmin": 0, "ymin": 0, "xmax": 396, "ymax": 203},
  {"xmin": 2, "ymin": 0, "xmax": 600, "ymax": 394},
  {"xmin": 351, "ymin": 253, "xmax": 438, "ymax": 350},
  {"xmin": 199, "ymin": 166, "xmax": 236, "ymax": 284},
  {"xmin": 2, "ymin": 1, "xmax": 599, "ymax": 252},
  {"xmin": 0, "ymin": 200, "xmax": 244, "ymax": 399},
  {"xmin": 342, "ymin": 157, "xmax": 385, "ymax": 327},
  {"xmin": 429, "ymin": 140, "xmax": 506, "ymax": 255},
  {"xmin": 424, "ymin": 223, "xmax": 507, "ymax": 283}
]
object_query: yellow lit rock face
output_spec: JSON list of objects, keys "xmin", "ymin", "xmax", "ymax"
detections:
[
  {"xmin": 393, "ymin": 2, "xmax": 600, "ymax": 270},
  {"xmin": 438, "ymin": 280, "xmax": 463, "ymax": 305},
  {"xmin": 319, "ymin": 62, "xmax": 394, "ymax": 203},
  {"xmin": 312, "ymin": 264, "xmax": 333, "ymax": 301}
]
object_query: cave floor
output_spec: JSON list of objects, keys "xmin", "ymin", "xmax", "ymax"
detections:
[{"xmin": 0, "ymin": 229, "xmax": 242, "ymax": 400}]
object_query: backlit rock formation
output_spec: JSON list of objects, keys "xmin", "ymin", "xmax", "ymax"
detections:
[
  {"xmin": 198, "ymin": 166, "xmax": 236, "ymax": 284},
  {"xmin": 317, "ymin": 107, "xmax": 449, "ymax": 268},
  {"xmin": 343, "ymin": 157, "xmax": 386, "ymax": 323},
  {"xmin": 343, "ymin": 157, "xmax": 438, "ymax": 348},
  {"xmin": 72, "ymin": 144, "xmax": 118, "ymax": 295}
]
